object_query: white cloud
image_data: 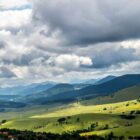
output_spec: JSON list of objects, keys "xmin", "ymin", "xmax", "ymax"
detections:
[
  {"xmin": 79, "ymin": 56, "xmax": 93, "ymax": 66},
  {"xmin": 0, "ymin": 9, "xmax": 32, "ymax": 29},
  {"xmin": 53, "ymin": 54, "xmax": 92, "ymax": 70}
]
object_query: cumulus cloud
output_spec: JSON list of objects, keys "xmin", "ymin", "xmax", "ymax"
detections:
[
  {"xmin": 33, "ymin": 0, "xmax": 140, "ymax": 45},
  {"xmin": 50, "ymin": 54, "xmax": 92, "ymax": 70},
  {"xmin": 0, "ymin": 9, "xmax": 32, "ymax": 30}
]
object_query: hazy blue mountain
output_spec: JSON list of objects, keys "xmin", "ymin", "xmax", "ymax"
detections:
[
  {"xmin": 70, "ymin": 79, "xmax": 87, "ymax": 84},
  {"xmin": 2, "ymin": 74, "xmax": 140, "ymax": 106},
  {"xmin": 73, "ymin": 84, "xmax": 91, "ymax": 90},
  {"xmin": 83, "ymin": 79, "xmax": 99, "ymax": 85},
  {"xmin": 0, "ymin": 95, "xmax": 19, "ymax": 101},
  {"xmin": 0, "ymin": 81, "xmax": 56, "ymax": 96},
  {"xmin": 72, "ymin": 76, "xmax": 116, "ymax": 90},
  {"xmin": 94, "ymin": 75, "xmax": 116, "ymax": 85},
  {"xmin": 23, "ymin": 83, "xmax": 75, "ymax": 103},
  {"xmin": 72, "ymin": 76, "xmax": 116, "ymax": 86},
  {"xmin": 0, "ymin": 100, "xmax": 26, "ymax": 109}
]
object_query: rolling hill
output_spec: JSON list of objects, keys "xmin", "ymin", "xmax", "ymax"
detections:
[
  {"xmin": 81, "ymin": 84, "xmax": 140, "ymax": 105},
  {"xmin": 0, "ymin": 99, "xmax": 140, "ymax": 139}
]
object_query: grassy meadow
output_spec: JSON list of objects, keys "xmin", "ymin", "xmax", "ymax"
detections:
[{"xmin": 0, "ymin": 99, "xmax": 140, "ymax": 139}]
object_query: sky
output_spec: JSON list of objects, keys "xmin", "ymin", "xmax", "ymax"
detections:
[{"xmin": 0, "ymin": 0, "xmax": 140, "ymax": 87}]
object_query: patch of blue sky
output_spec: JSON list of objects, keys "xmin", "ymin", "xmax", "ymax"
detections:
[{"xmin": 0, "ymin": 4, "xmax": 32, "ymax": 11}]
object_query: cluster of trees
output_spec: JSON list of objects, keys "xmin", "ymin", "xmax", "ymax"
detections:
[
  {"xmin": 57, "ymin": 117, "xmax": 80, "ymax": 124},
  {"xmin": 57, "ymin": 117, "xmax": 112, "ymax": 133},
  {"xmin": 0, "ymin": 128, "xmax": 140, "ymax": 140},
  {"xmin": 0, "ymin": 128, "xmax": 113, "ymax": 140},
  {"xmin": 57, "ymin": 118, "xmax": 66, "ymax": 124},
  {"xmin": 130, "ymin": 110, "xmax": 140, "ymax": 115},
  {"xmin": 0, "ymin": 120, "xmax": 7, "ymax": 125},
  {"xmin": 120, "ymin": 115, "xmax": 136, "ymax": 120}
]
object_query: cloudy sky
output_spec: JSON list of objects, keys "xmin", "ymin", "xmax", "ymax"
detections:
[{"xmin": 0, "ymin": 0, "xmax": 140, "ymax": 87}]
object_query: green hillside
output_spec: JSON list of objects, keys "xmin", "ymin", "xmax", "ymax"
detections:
[
  {"xmin": 0, "ymin": 99, "xmax": 140, "ymax": 139},
  {"xmin": 81, "ymin": 124, "xmax": 140, "ymax": 138},
  {"xmin": 81, "ymin": 85, "xmax": 140, "ymax": 105}
]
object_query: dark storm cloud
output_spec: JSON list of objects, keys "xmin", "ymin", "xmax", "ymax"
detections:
[
  {"xmin": 33, "ymin": 0, "xmax": 140, "ymax": 45},
  {"xmin": 1, "ymin": 48, "xmax": 50, "ymax": 66},
  {"xmin": 91, "ymin": 46, "xmax": 140, "ymax": 68},
  {"xmin": 0, "ymin": 67, "xmax": 16, "ymax": 78}
]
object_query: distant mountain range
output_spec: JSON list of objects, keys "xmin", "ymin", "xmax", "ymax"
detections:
[
  {"xmin": 27, "ymin": 74, "xmax": 140, "ymax": 105},
  {"xmin": 0, "ymin": 74, "xmax": 140, "ymax": 108},
  {"xmin": 0, "ymin": 75, "xmax": 115, "ymax": 97},
  {"xmin": 0, "ymin": 81, "xmax": 56, "ymax": 96}
]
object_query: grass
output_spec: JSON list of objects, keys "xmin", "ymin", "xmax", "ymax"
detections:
[
  {"xmin": 81, "ymin": 125, "xmax": 140, "ymax": 137},
  {"xmin": 0, "ymin": 99, "xmax": 140, "ymax": 138},
  {"xmin": 31, "ymin": 100, "xmax": 140, "ymax": 118},
  {"xmin": 0, "ymin": 113, "xmax": 126, "ymax": 133}
]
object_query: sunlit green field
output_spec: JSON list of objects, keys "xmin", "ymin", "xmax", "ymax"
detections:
[
  {"xmin": 0, "ymin": 99, "xmax": 140, "ymax": 139},
  {"xmin": 31, "ymin": 100, "xmax": 140, "ymax": 118},
  {"xmin": 81, "ymin": 125, "xmax": 140, "ymax": 137}
]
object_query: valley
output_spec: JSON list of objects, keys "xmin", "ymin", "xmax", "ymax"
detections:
[{"xmin": 0, "ymin": 74, "xmax": 140, "ymax": 139}]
